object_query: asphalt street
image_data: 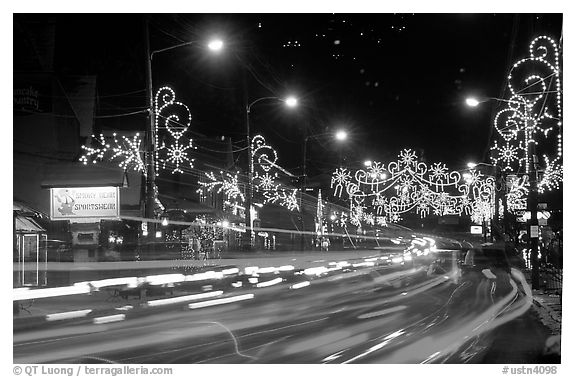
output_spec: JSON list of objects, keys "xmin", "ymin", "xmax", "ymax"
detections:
[{"xmin": 13, "ymin": 249, "xmax": 555, "ymax": 364}]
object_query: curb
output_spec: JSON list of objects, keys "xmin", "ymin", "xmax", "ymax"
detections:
[{"xmin": 532, "ymin": 297, "xmax": 562, "ymax": 327}]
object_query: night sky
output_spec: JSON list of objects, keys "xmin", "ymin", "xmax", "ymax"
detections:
[{"xmin": 31, "ymin": 13, "xmax": 563, "ymax": 181}]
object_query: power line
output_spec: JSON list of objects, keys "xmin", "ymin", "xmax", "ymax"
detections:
[{"xmin": 94, "ymin": 109, "xmax": 148, "ymax": 118}]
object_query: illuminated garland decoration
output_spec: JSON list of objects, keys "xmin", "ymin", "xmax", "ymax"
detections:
[
  {"xmin": 315, "ymin": 190, "xmax": 326, "ymax": 237},
  {"xmin": 263, "ymin": 188, "xmax": 300, "ymax": 212},
  {"xmin": 197, "ymin": 171, "xmax": 245, "ymax": 204},
  {"xmin": 490, "ymin": 35, "xmax": 562, "ymax": 191},
  {"xmin": 330, "ymin": 149, "xmax": 495, "ymax": 224},
  {"xmin": 506, "ymin": 175, "xmax": 528, "ymax": 213},
  {"xmin": 538, "ymin": 155, "xmax": 562, "ymax": 193},
  {"xmin": 154, "ymin": 86, "xmax": 196, "ymax": 175},
  {"xmin": 252, "ymin": 135, "xmax": 299, "ymax": 211},
  {"xmin": 80, "ymin": 133, "xmax": 145, "ymax": 174}
]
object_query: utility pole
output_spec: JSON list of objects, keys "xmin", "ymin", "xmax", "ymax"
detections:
[
  {"xmin": 527, "ymin": 140, "xmax": 540, "ymax": 290},
  {"xmin": 301, "ymin": 131, "xmax": 308, "ymax": 251},
  {"xmin": 144, "ymin": 17, "xmax": 156, "ymax": 246},
  {"xmin": 244, "ymin": 103, "xmax": 253, "ymax": 250}
]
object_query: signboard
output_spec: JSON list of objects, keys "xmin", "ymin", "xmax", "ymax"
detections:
[
  {"xmin": 14, "ymin": 78, "xmax": 52, "ymax": 114},
  {"xmin": 519, "ymin": 210, "xmax": 550, "ymax": 223},
  {"xmin": 470, "ymin": 225, "xmax": 483, "ymax": 235},
  {"xmin": 530, "ymin": 225, "xmax": 539, "ymax": 238},
  {"xmin": 50, "ymin": 187, "xmax": 120, "ymax": 220}
]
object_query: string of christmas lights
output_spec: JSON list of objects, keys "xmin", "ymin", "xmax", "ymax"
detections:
[
  {"xmin": 252, "ymin": 135, "xmax": 300, "ymax": 211},
  {"xmin": 154, "ymin": 86, "xmax": 197, "ymax": 175},
  {"xmin": 79, "ymin": 133, "xmax": 145, "ymax": 174},
  {"xmin": 490, "ymin": 35, "xmax": 562, "ymax": 191},
  {"xmin": 197, "ymin": 171, "xmax": 245, "ymax": 204},
  {"xmin": 330, "ymin": 149, "xmax": 495, "ymax": 225}
]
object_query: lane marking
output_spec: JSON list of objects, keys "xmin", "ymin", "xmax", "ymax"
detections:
[
  {"xmin": 46, "ymin": 309, "xmax": 93, "ymax": 322},
  {"xmin": 188, "ymin": 294, "xmax": 255, "ymax": 309}
]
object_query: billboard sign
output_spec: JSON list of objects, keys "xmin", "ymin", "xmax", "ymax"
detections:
[{"xmin": 50, "ymin": 187, "xmax": 120, "ymax": 220}]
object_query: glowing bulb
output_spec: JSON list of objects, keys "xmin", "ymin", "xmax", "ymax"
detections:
[
  {"xmin": 285, "ymin": 96, "xmax": 298, "ymax": 107},
  {"xmin": 208, "ymin": 39, "xmax": 224, "ymax": 51},
  {"xmin": 467, "ymin": 162, "xmax": 478, "ymax": 169},
  {"xmin": 465, "ymin": 97, "xmax": 480, "ymax": 107},
  {"xmin": 335, "ymin": 130, "xmax": 347, "ymax": 141}
]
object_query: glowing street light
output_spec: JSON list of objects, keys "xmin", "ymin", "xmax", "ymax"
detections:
[
  {"xmin": 207, "ymin": 39, "xmax": 224, "ymax": 52},
  {"xmin": 335, "ymin": 130, "xmax": 348, "ymax": 141},
  {"xmin": 467, "ymin": 162, "xmax": 478, "ymax": 169},
  {"xmin": 145, "ymin": 25, "xmax": 227, "ymax": 244},
  {"xmin": 465, "ymin": 97, "xmax": 480, "ymax": 107},
  {"xmin": 245, "ymin": 95, "xmax": 299, "ymax": 248},
  {"xmin": 285, "ymin": 96, "xmax": 298, "ymax": 107}
]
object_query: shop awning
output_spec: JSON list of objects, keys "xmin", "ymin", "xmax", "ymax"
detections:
[
  {"xmin": 13, "ymin": 200, "xmax": 47, "ymax": 218},
  {"xmin": 15, "ymin": 216, "xmax": 45, "ymax": 233}
]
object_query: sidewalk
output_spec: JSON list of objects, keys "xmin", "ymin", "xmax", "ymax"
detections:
[{"xmin": 531, "ymin": 290, "xmax": 562, "ymax": 335}]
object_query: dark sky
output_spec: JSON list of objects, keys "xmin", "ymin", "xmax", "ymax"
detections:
[{"xmin": 39, "ymin": 13, "xmax": 563, "ymax": 179}]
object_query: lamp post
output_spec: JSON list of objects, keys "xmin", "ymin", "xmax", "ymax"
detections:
[
  {"xmin": 302, "ymin": 130, "xmax": 347, "ymax": 194},
  {"xmin": 466, "ymin": 96, "xmax": 545, "ymax": 289},
  {"xmin": 244, "ymin": 96, "xmax": 298, "ymax": 249},
  {"xmin": 143, "ymin": 17, "xmax": 223, "ymax": 242},
  {"xmin": 300, "ymin": 130, "xmax": 347, "ymax": 250}
]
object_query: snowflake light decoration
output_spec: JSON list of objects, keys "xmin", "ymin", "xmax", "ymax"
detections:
[
  {"xmin": 429, "ymin": 162, "xmax": 448, "ymax": 182},
  {"xmin": 159, "ymin": 138, "xmax": 195, "ymax": 174},
  {"xmin": 264, "ymin": 189, "xmax": 299, "ymax": 211},
  {"xmin": 258, "ymin": 173, "xmax": 277, "ymax": 191},
  {"xmin": 399, "ymin": 149, "xmax": 418, "ymax": 167},
  {"xmin": 110, "ymin": 133, "xmax": 145, "ymax": 173},
  {"xmin": 538, "ymin": 155, "xmax": 562, "ymax": 193},
  {"xmin": 331, "ymin": 168, "xmax": 352, "ymax": 198},
  {"xmin": 80, "ymin": 133, "xmax": 145, "ymax": 174},
  {"xmin": 197, "ymin": 171, "xmax": 245, "ymax": 203},
  {"xmin": 490, "ymin": 140, "xmax": 523, "ymax": 172},
  {"xmin": 80, "ymin": 134, "xmax": 108, "ymax": 165}
]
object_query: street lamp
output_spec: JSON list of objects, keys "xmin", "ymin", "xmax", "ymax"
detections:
[
  {"xmin": 335, "ymin": 130, "xmax": 348, "ymax": 141},
  {"xmin": 465, "ymin": 97, "xmax": 481, "ymax": 107},
  {"xmin": 244, "ymin": 96, "xmax": 298, "ymax": 249},
  {"xmin": 207, "ymin": 39, "xmax": 224, "ymax": 52},
  {"xmin": 144, "ymin": 18, "xmax": 224, "ymax": 243},
  {"xmin": 302, "ymin": 130, "xmax": 348, "ymax": 192},
  {"xmin": 300, "ymin": 130, "xmax": 347, "ymax": 250},
  {"xmin": 285, "ymin": 96, "xmax": 298, "ymax": 107}
]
